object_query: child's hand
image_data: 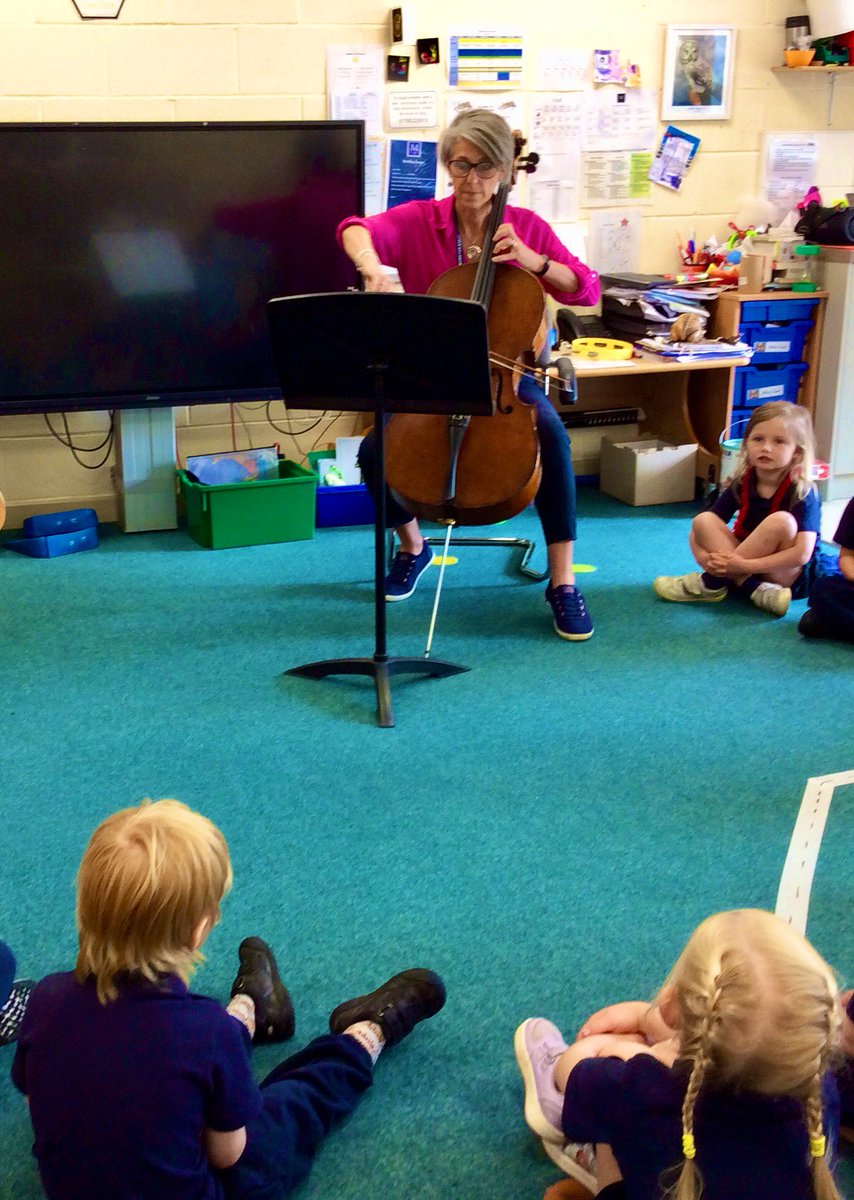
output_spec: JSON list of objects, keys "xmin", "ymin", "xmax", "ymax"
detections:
[
  {"xmin": 705, "ymin": 550, "xmax": 743, "ymax": 577},
  {"xmin": 576, "ymin": 1001, "xmax": 649, "ymax": 1040}
]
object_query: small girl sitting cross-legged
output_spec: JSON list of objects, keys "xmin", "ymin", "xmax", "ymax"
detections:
[
  {"xmin": 653, "ymin": 401, "xmax": 820, "ymax": 618},
  {"xmin": 515, "ymin": 908, "xmax": 843, "ymax": 1200}
]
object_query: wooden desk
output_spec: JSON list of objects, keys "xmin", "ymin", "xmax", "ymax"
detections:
[{"xmin": 549, "ymin": 351, "xmax": 750, "ymax": 486}]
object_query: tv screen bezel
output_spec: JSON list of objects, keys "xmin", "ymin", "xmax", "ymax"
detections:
[{"xmin": 0, "ymin": 120, "xmax": 365, "ymax": 416}]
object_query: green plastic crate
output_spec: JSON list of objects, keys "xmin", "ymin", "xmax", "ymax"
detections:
[{"xmin": 177, "ymin": 459, "xmax": 316, "ymax": 549}]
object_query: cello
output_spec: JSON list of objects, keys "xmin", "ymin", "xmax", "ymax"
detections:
[{"xmin": 384, "ymin": 136, "xmax": 548, "ymax": 528}]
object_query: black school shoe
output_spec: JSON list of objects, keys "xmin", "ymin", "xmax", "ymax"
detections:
[
  {"xmin": 230, "ymin": 937, "xmax": 295, "ymax": 1043},
  {"xmin": 329, "ymin": 968, "xmax": 446, "ymax": 1047}
]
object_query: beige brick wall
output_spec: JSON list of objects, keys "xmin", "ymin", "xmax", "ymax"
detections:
[{"xmin": 0, "ymin": 0, "xmax": 847, "ymax": 524}]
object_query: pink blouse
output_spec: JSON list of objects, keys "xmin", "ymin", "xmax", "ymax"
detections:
[{"xmin": 336, "ymin": 194, "xmax": 599, "ymax": 308}]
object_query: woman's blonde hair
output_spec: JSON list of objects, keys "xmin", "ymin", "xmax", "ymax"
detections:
[
  {"xmin": 75, "ymin": 798, "xmax": 232, "ymax": 1004},
  {"xmin": 729, "ymin": 401, "xmax": 817, "ymax": 500},
  {"xmin": 664, "ymin": 909, "xmax": 841, "ymax": 1200},
  {"xmin": 438, "ymin": 108, "xmax": 516, "ymax": 177}
]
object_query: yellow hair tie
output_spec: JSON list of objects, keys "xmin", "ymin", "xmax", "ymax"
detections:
[
  {"xmin": 810, "ymin": 1135, "xmax": 826, "ymax": 1159},
  {"xmin": 682, "ymin": 1133, "xmax": 696, "ymax": 1160}
]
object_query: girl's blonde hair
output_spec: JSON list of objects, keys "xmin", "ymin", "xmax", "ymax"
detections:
[
  {"xmin": 75, "ymin": 798, "xmax": 232, "ymax": 1003},
  {"xmin": 729, "ymin": 401, "xmax": 817, "ymax": 500},
  {"xmin": 665, "ymin": 909, "xmax": 841, "ymax": 1200}
]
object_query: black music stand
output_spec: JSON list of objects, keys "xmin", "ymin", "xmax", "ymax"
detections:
[{"xmin": 266, "ymin": 292, "xmax": 493, "ymax": 728}]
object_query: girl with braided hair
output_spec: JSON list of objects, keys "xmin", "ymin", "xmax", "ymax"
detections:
[{"xmin": 515, "ymin": 909, "xmax": 843, "ymax": 1200}]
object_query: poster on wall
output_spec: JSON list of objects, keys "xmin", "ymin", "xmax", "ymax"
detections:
[
  {"xmin": 388, "ymin": 91, "xmax": 439, "ymax": 130},
  {"xmin": 445, "ymin": 93, "xmax": 525, "ymax": 133},
  {"xmin": 448, "ymin": 28, "xmax": 524, "ymax": 88},
  {"xmin": 326, "ymin": 46, "xmax": 384, "ymax": 137},
  {"xmin": 763, "ymin": 136, "xmax": 819, "ymax": 222},
  {"xmin": 660, "ymin": 25, "xmax": 736, "ymax": 121},
  {"xmin": 387, "ymin": 140, "xmax": 438, "ymax": 209},
  {"xmin": 588, "ymin": 209, "xmax": 642, "ymax": 273},
  {"xmin": 648, "ymin": 126, "xmax": 700, "ymax": 191}
]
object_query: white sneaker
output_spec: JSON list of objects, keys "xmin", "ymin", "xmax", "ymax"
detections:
[
  {"xmin": 750, "ymin": 581, "xmax": 791, "ymax": 617},
  {"xmin": 653, "ymin": 572, "xmax": 727, "ymax": 603}
]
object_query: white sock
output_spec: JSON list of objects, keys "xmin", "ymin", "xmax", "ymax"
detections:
[
  {"xmin": 227, "ymin": 993, "xmax": 256, "ymax": 1039},
  {"xmin": 343, "ymin": 1020, "xmax": 385, "ymax": 1063}
]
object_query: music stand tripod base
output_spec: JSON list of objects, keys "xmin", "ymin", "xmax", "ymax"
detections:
[
  {"xmin": 286, "ymin": 654, "xmax": 469, "ymax": 729},
  {"xmin": 267, "ymin": 292, "xmax": 492, "ymax": 728}
]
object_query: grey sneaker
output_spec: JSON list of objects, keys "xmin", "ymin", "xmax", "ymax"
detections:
[
  {"xmin": 542, "ymin": 1138, "xmax": 598, "ymax": 1193},
  {"xmin": 751, "ymin": 581, "xmax": 791, "ymax": 617},
  {"xmin": 653, "ymin": 572, "xmax": 727, "ymax": 603}
]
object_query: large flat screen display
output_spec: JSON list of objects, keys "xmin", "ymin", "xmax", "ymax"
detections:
[{"xmin": 0, "ymin": 122, "xmax": 364, "ymax": 414}]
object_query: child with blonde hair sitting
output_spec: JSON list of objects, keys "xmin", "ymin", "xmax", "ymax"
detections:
[
  {"xmin": 654, "ymin": 402, "xmax": 820, "ymax": 618},
  {"xmin": 515, "ymin": 909, "xmax": 842, "ymax": 1200},
  {"xmin": 12, "ymin": 799, "xmax": 445, "ymax": 1200}
]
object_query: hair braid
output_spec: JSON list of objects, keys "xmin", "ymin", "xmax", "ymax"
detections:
[
  {"xmin": 804, "ymin": 1077, "xmax": 840, "ymax": 1200},
  {"xmin": 675, "ymin": 986, "xmax": 720, "ymax": 1200},
  {"xmin": 804, "ymin": 991, "xmax": 843, "ymax": 1200}
]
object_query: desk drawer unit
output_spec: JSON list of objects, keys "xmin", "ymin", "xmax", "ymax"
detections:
[{"xmin": 731, "ymin": 295, "xmax": 819, "ymax": 430}]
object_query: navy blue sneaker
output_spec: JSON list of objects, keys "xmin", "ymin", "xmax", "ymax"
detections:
[
  {"xmin": 545, "ymin": 584, "xmax": 593, "ymax": 641},
  {"xmin": 385, "ymin": 541, "xmax": 433, "ymax": 602}
]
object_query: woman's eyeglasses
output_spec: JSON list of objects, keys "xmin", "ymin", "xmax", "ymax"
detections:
[{"xmin": 448, "ymin": 159, "xmax": 498, "ymax": 179}]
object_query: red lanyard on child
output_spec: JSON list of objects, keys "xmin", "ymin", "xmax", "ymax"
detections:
[{"xmin": 732, "ymin": 469, "xmax": 793, "ymax": 540}]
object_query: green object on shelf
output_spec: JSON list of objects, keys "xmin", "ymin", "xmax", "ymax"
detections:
[
  {"xmin": 791, "ymin": 280, "xmax": 819, "ymax": 291},
  {"xmin": 794, "ymin": 243, "xmax": 820, "ymax": 256},
  {"xmin": 177, "ymin": 458, "xmax": 316, "ymax": 549}
]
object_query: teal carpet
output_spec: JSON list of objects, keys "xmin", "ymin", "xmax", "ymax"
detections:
[{"xmin": 1, "ymin": 488, "xmax": 852, "ymax": 1199}]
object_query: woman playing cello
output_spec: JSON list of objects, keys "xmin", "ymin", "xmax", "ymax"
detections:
[{"xmin": 336, "ymin": 109, "xmax": 600, "ymax": 641}]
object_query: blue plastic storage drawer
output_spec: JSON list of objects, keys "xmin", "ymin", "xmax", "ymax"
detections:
[
  {"xmin": 739, "ymin": 319, "xmax": 812, "ymax": 364},
  {"xmin": 739, "ymin": 298, "xmax": 819, "ymax": 323},
  {"xmin": 733, "ymin": 362, "xmax": 808, "ymax": 408}
]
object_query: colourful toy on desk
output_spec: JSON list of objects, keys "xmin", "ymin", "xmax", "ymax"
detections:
[{"xmin": 798, "ymin": 185, "xmax": 822, "ymax": 211}]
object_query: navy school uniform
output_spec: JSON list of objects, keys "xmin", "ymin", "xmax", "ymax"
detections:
[
  {"xmin": 710, "ymin": 475, "xmax": 821, "ymax": 598},
  {"xmin": 12, "ymin": 972, "xmax": 373, "ymax": 1200},
  {"xmin": 809, "ymin": 497, "xmax": 854, "ymax": 639},
  {"xmin": 562, "ymin": 1053, "xmax": 840, "ymax": 1200}
]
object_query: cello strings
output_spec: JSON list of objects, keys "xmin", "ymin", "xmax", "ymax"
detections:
[{"xmin": 485, "ymin": 353, "xmax": 574, "ymax": 395}]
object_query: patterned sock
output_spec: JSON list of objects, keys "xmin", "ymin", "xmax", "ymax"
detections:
[
  {"xmin": 701, "ymin": 572, "xmax": 728, "ymax": 590},
  {"xmin": 0, "ymin": 981, "xmax": 35, "ymax": 1046},
  {"xmin": 227, "ymin": 992, "xmax": 256, "ymax": 1039},
  {"xmin": 343, "ymin": 1020, "xmax": 385, "ymax": 1063}
]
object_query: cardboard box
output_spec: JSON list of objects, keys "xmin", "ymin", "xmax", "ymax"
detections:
[{"xmin": 599, "ymin": 438, "xmax": 698, "ymax": 506}]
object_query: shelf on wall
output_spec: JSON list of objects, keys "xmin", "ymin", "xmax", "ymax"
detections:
[{"xmin": 772, "ymin": 64, "xmax": 854, "ymax": 124}]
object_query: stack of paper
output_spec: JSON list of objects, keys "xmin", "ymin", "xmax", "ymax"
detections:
[{"xmin": 636, "ymin": 337, "xmax": 753, "ymax": 363}]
